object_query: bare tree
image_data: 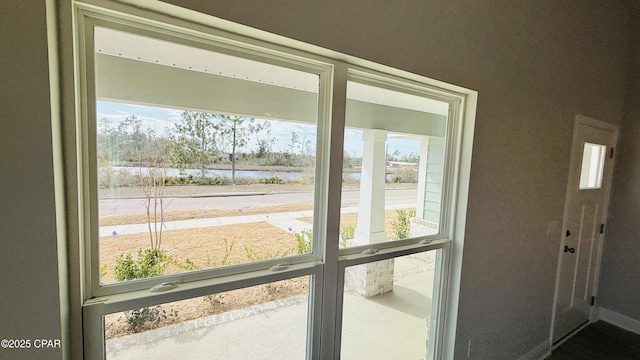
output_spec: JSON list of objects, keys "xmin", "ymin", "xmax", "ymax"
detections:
[{"xmin": 138, "ymin": 130, "xmax": 170, "ymax": 249}]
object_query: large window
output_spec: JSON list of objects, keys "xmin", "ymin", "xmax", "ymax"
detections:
[
  {"xmin": 339, "ymin": 79, "xmax": 450, "ymax": 250},
  {"xmin": 72, "ymin": 3, "xmax": 474, "ymax": 359},
  {"xmin": 92, "ymin": 26, "xmax": 322, "ymax": 287}
]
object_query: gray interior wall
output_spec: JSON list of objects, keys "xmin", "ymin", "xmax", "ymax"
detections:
[
  {"xmin": 0, "ymin": 1, "xmax": 63, "ymax": 360},
  {"xmin": 160, "ymin": 1, "xmax": 631, "ymax": 358},
  {"xmin": 599, "ymin": 3, "xmax": 640, "ymax": 322}
]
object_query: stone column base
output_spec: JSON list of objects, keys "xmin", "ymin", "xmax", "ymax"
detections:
[{"xmin": 344, "ymin": 258, "xmax": 394, "ymax": 298}]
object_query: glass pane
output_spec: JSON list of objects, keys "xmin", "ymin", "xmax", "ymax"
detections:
[
  {"xmin": 579, "ymin": 142, "xmax": 606, "ymax": 189},
  {"xmin": 94, "ymin": 27, "xmax": 319, "ymax": 284},
  {"xmin": 341, "ymin": 251, "xmax": 439, "ymax": 359},
  {"xmin": 105, "ymin": 276, "xmax": 311, "ymax": 359},
  {"xmin": 340, "ymin": 81, "xmax": 448, "ymax": 248}
]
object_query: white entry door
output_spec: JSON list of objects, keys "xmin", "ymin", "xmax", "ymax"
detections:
[{"xmin": 552, "ymin": 116, "xmax": 617, "ymax": 343}]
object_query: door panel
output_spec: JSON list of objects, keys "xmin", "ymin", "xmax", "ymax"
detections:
[{"xmin": 552, "ymin": 117, "xmax": 617, "ymax": 343}]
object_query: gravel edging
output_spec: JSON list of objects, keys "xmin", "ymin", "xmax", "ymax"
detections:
[{"xmin": 105, "ymin": 294, "xmax": 309, "ymax": 353}]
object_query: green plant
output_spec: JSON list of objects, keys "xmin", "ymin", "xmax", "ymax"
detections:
[
  {"xmin": 124, "ymin": 306, "xmax": 177, "ymax": 333},
  {"xmin": 243, "ymin": 246, "xmax": 292, "ymax": 295},
  {"xmin": 244, "ymin": 247, "xmax": 286, "ymax": 261},
  {"xmin": 114, "ymin": 248, "xmax": 170, "ymax": 281},
  {"xmin": 340, "ymin": 225, "xmax": 355, "ymax": 241},
  {"xmin": 290, "ymin": 175, "xmax": 314, "ymax": 185},
  {"xmin": 100, "ymin": 264, "xmax": 108, "ymax": 280},
  {"xmin": 175, "ymin": 239, "xmax": 235, "ymax": 271},
  {"xmin": 172, "ymin": 239, "xmax": 235, "ymax": 306},
  {"xmin": 255, "ymin": 176, "xmax": 286, "ymax": 184},
  {"xmin": 114, "ymin": 248, "xmax": 172, "ymax": 333},
  {"xmin": 244, "ymin": 245, "xmax": 293, "ymax": 262},
  {"xmin": 391, "ymin": 209, "xmax": 416, "ymax": 240},
  {"xmin": 218, "ymin": 238, "xmax": 235, "ymax": 267},
  {"xmin": 294, "ymin": 229, "xmax": 313, "ymax": 254}
]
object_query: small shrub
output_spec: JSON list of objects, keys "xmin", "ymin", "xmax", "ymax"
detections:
[
  {"xmin": 255, "ymin": 176, "xmax": 286, "ymax": 184},
  {"xmin": 290, "ymin": 175, "xmax": 314, "ymax": 185},
  {"xmin": 173, "ymin": 239, "xmax": 235, "ymax": 306},
  {"xmin": 340, "ymin": 225, "xmax": 355, "ymax": 241},
  {"xmin": 198, "ymin": 176, "xmax": 221, "ymax": 185},
  {"xmin": 173, "ymin": 258, "xmax": 200, "ymax": 272},
  {"xmin": 244, "ymin": 247, "xmax": 282, "ymax": 261},
  {"xmin": 294, "ymin": 229, "xmax": 313, "ymax": 254},
  {"xmin": 125, "ymin": 306, "xmax": 177, "ymax": 333},
  {"xmin": 100, "ymin": 264, "xmax": 108, "ymax": 281},
  {"xmin": 114, "ymin": 248, "xmax": 172, "ymax": 333},
  {"xmin": 175, "ymin": 239, "xmax": 235, "ymax": 271},
  {"xmin": 243, "ymin": 242, "xmax": 296, "ymax": 294},
  {"xmin": 114, "ymin": 248, "xmax": 169, "ymax": 281},
  {"xmin": 164, "ymin": 175, "xmax": 194, "ymax": 185},
  {"xmin": 340, "ymin": 225, "xmax": 355, "ymax": 248},
  {"xmin": 391, "ymin": 209, "xmax": 416, "ymax": 240},
  {"xmin": 244, "ymin": 246, "xmax": 292, "ymax": 262}
]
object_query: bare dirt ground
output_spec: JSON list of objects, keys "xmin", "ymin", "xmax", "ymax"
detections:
[
  {"xmin": 102, "ymin": 214, "xmax": 304, "ymax": 339},
  {"xmin": 101, "ymin": 184, "xmax": 416, "ymax": 339},
  {"xmin": 104, "ymin": 276, "xmax": 309, "ymax": 339}
]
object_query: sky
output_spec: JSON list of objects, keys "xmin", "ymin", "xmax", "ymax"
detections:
[{"xmin": 97, "ymin": 101, "xmax": 420, "ymax": 158}]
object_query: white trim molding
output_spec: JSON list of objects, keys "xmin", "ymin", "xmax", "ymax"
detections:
[{"xmin": 598, "ymin": 307, "xmax": 640, "ymax": 335}]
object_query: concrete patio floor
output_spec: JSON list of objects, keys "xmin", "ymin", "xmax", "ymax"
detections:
[{"xmin": 106, "ymin": 255, "xmax": 436, "ymax": 360}]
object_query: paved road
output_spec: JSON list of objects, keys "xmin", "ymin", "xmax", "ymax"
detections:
[{"xmin": 98, "ymin": 188, "xmax": 417, "ymax": 217}]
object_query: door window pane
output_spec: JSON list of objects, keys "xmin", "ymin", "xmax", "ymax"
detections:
[
  {"xmin": 341, "ymin": 251, "xmax": 439, "ymax": 359},
  {"xmin": 105, "ymin": 276, "xmax": 311, "ymax": 359},
  {"xmin": 579, "ymin": 143, "xmax": 606, "ymax": 189},
  {"xmin": 94, "ymin": 27, "xmax": 319, "ymax": 284},
  {"xmin": 340, "ymin": 81, "xmax": 448, "ymax": 248}
]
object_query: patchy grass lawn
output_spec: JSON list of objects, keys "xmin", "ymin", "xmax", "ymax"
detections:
[
  {"xmin": 300, "ymin": 208, "xmax": 415, "ymax": 241},
  {"xmin": 101, "ymin": 202, "xmax": 416, "ymax": 339}
]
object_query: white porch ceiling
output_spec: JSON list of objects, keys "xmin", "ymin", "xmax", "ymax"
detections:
[{"xmin": 94, "ymin": 27, "xmax": 449, "ymax": 117}]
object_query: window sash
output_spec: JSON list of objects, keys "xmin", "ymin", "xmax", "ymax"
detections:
[
  {"xmin": 82, "ymin": 241, "xmax": 450, "ymax": 359},
  {"xmin": 339, "ymin": 73, "xmax": 455, "ymax": 248},
  {"xmin": 335, "ymin": 241, "xmax": 451, "ymax": 360},
  {"xmin": 77, "ymin": 13, "xmax": 334, "ymax": 297}
]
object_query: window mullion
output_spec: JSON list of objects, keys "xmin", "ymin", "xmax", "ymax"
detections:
[{"xmin": 318, "ymin": 62, "xmax": 348, "ymax": 359}]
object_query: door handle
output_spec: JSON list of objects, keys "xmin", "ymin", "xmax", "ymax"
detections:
[{"xmin": 564, "ymin": 246, "xmax": 575, "ymax": 253}]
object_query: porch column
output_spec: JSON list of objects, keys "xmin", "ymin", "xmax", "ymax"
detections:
[
  {"xmin": 345, "ymin": 129, "xmax": 393, "ymax": 298},
  {"xmin": 354, "ymin": 129, "xmax": 387, "ymax": 245}
]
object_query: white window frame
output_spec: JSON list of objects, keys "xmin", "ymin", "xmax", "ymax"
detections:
[
  {"xmin": 60, "ymin": 1, "xmax": 477, "ymax": 359},
  {"xmin": 76, "ymin": 9, "xmax": 333, "ymax": 298}
]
